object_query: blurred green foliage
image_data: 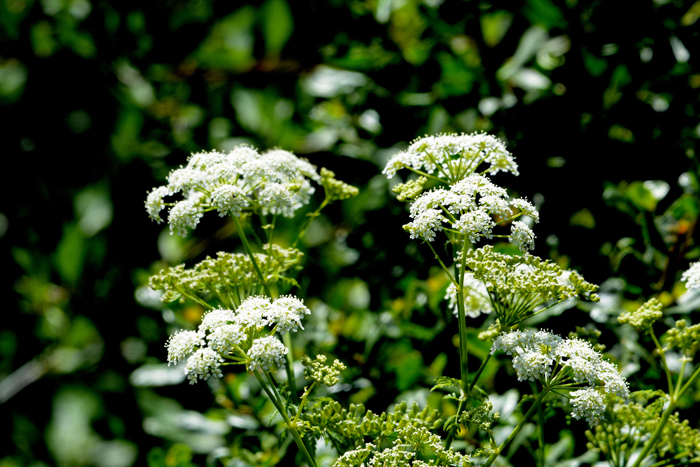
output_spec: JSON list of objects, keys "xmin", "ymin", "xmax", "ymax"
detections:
[{"xmin": 3, "ymin": 0, "xmax": 700, "ymax": 465}]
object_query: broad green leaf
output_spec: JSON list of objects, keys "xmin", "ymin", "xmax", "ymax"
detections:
[{"xmin": 261, "ymin": 0, "xmax": 293, "ymax": 55}]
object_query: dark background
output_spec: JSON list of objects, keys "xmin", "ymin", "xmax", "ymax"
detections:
[{"xmin": 2, "ymin": 0, "xmax": 700, "ymax": 465}]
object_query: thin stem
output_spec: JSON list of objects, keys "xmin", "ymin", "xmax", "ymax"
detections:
[
  {"xmin": 400, "ymin": 164, "xmax": 448, "ymax": 184},
  {"xmin": 291, "ymin": 198, "xmax": 329, "ymax": 249},
  {"xmin": 426, "ymin": 241, "xmax": 458, "ymax": 286},
  {"xmin": 232, "ymin": 216, "xmax": 273, "ymax": 297},
  {"xmin": 253, "ymin": 370, "xmax": 317, "ymax": 467},
  {"xmin": 677, "ymin": 364, "xmax": 700, "ymax": 400},
  {"xmin": 178, "ymin": 289, "xmax": 213, "ymax": 309},
  {"xmin": 293, "ymin": 381, "xmax": 317, "ymax": 424},
  {"xmin": 484, "ymin": 389, "xmax": 550, "ymax": 467},
  {"xmin": 650, "ymin": 331, "xmax": 674, "ymax": 395},
  {"xmin": 283, "ymin": 332, "xmax": 300, "ymax": 405},
  {"xmin": 630, "ymin": 399, "xmax": 676, "ymax": 467},
  {"xmin": 532, "ymin": 383, "xmax": 545, "ymax": 467},
  {"xmin": 457, "ymin": 239, "xmax": 470, "ymax": 392}
]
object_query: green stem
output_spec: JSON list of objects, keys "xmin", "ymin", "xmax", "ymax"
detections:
[
  {"xmin": 534, "ymin": 385, "xmax": 545, "ymax": 467},
  {"xmin": 677, "ymin": 364, "xmax": 700, "ymax": 400},
  {"xmin": 291, "ymin": 199, "xmax": 329, "ymax": 248},
  {"xmin": 457, "ymin": 239, "xmax": 470, "ymax": 392},
  {"xmin": 233, "ymin": 216, "xmax": 300, "ymax": 421},
  {"xmin": 293, "ymin": 381, "xmax": 317, "ymax": 425},
  {"xmin": 401, "ymin": 164, "xmax": 448, "ymax": 184},
  {"xmin": 253, "ymin": 371, "xmax": 317, "ymax": 467},
  {"xmin": 283, "ymin": 332, "xmax": 300, "ymax": 405},
  {"xmin": 649, "ymin": 331, "xmax": 674, "ymax": 395},
  {"xmin": 178, "ymin": 289, "xmax": 213, "ymax": 309},
  {"xmin": 426, "ymin": 241, "xmax": 458, "ymax": 286},
  {"xmin": 232, "ymin": 216, "xmax": 273, "ymax": 297},
  {"xmin": 630, "ymin": 400, "xmax": 675, "ymax": 467},
  {"xmin": 444, "ymin": 350, "xmax": 494, "ymax": 448},
  {"xmin": 484, "ymin": 389, "xmax": 549, "ymax": 467}
]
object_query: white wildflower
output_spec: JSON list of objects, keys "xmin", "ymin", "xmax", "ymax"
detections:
[
  {"xmin": 185, "ymin": 348, "xmax": 223, "ymax": 384},
  {"xmin": 597, "ymin": 360, "xmax": 630, "ymax": 400},
  {"xmin": 382, "ymin": 133, "xmax": 518, "ymax": 182},
  {"xmin": 247, "ymin": 336, "xmax": 289, "ymax": 372},
  {"xmin": 199, "ymin": 308, "xmax": 236, "ymax": 334},
  {"xmin": 168, "ymin": 199, "xmax": 203, "ymax": 237},
  {"xmin": 510, "ymin": 198, "xmax": 539, "ymax": 223},
  {"xmin": 512, "ymin": 350, "xmax": 555, "ymax": 381},
  {"xmin": 207, "ymin": 324, "xmax": 246, "ymax": 355},
  {"xmin": 210, "ymin": 185, "xmax": 249, "ymax": 217},
  {"xmin": 166, "ymin": 330, "xmax": 204, "ymax": 365},
  {"xmin": 403, "ymin": 209, "xmax": 445, "ymax": 242},
  {"xmin": 682, "ymin": 262, "xmax": 700, "ymax": 290},
  {"xmin": 556, "ymin": 338, "xmax": 600, "ymax": 385},
  {"xmin": 403, "ymin": 174, "xmax": 539, "ymax": 249},
  {"xmin": 454, "ymin": 210, "xmax": 495, "ymax": 243},
  {"xmin": 145, "ymin": 145, "xmax": 331, "ymax": 233},
  {"xmin": 569, "ymin": 387, "xmax": 605, "ymax": 426},
  {"xmin": 145, "ymin": 186, "xmax": 171, "ymax": 223},
  {"xmin": 267, "ymin": 296, "xmax": 311, "ymax": 334},
  {"xmin": 510, "ymin": 221, "xmax": 536, "ymax": 252},
  {"xmin": 235, "ymin": 296, "xmax": 271, "ymax": 330}
]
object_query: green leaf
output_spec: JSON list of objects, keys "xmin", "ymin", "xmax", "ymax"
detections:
[
  {"xmin": 481, "ymin": 11, "xmax": 513, "ymax": 47},
  {"xmin": 260, "ymin": 0, "xmax": 294, "ymax": 55},
  {"xmin": 54, "ymin": 223, "xmax": 86, "ymax": 285}
]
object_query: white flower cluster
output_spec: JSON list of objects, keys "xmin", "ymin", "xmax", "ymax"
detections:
[
  {"xmin": 165, "ymin": 295, "xmax": 311, "ymax": 383},
  {"xmin": 404, "ymin": 173, "xmax": 538, "ymax": 249},
  {"xmin": 569, "ymin": 388, "xmax": 606, "ymax": 425},
  {"xmin": 145, "ymin": 146, "xmax": 321, "ymax": 236},
  {"xmin": 682, "ymin": 262, "xmax": 700, "ymax": 291},
  {"xmin": 247, "ymin": 336, "xmax": 289, "ymax": 371},
  {"xmin": 492, "ymin": 329, "xmax": 628, "ymax": 425},
  {"xmin": 383, "ymin": 132, "xmax": 517, "ymax": 181},
  {"xmin": 444, "ymin": 274, "xmax": 493, "ymax": 318}
]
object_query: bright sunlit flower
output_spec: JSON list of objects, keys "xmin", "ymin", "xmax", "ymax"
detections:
[
  {"xmin": 247, "ymin": 336, "xmax": 289, "ymax": 372},
  {"xmin": 682, "ymin": 262, "xmax": 700, "ymax": 290},
  {"xmin": 383, "ymin": 132, "xmax": 517, "ymax": 183},
  {"xmin": 185, "ymin": 348, "xmax": 224, "ymax": 384},
  {"xmin": 493, "ymin": 329, "xmax": 629, "ymax": 425},
  {"xmin": 145, "ymin": 146, "xmax": 324, "ymax": 236},
  {"xmin": 404, "ymin": 174, "xmax": 538, "ymax": 247}
]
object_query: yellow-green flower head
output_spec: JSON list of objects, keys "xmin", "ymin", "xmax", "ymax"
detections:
[
  {"xmin": 618, "ymin": 297, "xmax": 664, "ymax": 332},
  {"xmin": 383, "ymin": 132, "xmax": 517, "ymax": 184},
  {"xmin": 462, "ymin": 246, "xmax": 599, "ymax": 326},
  {"xmin": 664, "ymin": 319, "xmax": 700, "ymax": 356},
  {"xmin": 301, "ymin": 354, "xmax": 346, "ymax": 387}
]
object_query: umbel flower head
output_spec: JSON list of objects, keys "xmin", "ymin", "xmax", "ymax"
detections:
[
  {"xmin": 461, "ymin": 246, "xmax": 599, "ymax": 327},
  {"xmin": 618, "ymin": 297, "xmax": 664, "ymax": 332},
  {"xmin": 492, "ymin": 329, "xmax": 629, "ymax": 426},
  {"xmin": 164, "ymin": 294, "xmax": 311, "ymax": 384},
  {"xmin": 145, "ymin": 146, "xmax": 322, "ymax": 236},
  {"xmin": 681, "ymin": 262, "xmax": 700, "ymax": 290},
  {"xmin": 383, "ymin": 132, "xmax": 517, "ymax": 184},
  {"xmin": 403, "ymin": 173, "xmax": 539, "ymax": 250}
]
